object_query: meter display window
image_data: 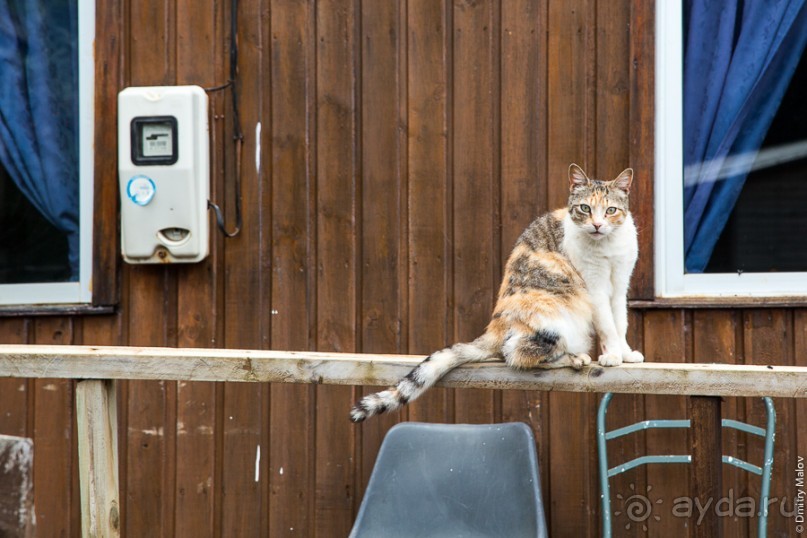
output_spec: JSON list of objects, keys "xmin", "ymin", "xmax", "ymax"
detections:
[{"xmin": 131, "ymin": 116, "xmax": 178, "ymax": 165}]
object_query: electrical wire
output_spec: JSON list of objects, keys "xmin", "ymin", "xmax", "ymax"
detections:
[{"xmin": 206, "ymin": 0, "xmax": 242, "ymax": 238}]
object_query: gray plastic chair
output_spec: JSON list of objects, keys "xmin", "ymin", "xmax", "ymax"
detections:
[{"xmin": 350, "ymin": 422, "xmax": 548, "ymax": 538}]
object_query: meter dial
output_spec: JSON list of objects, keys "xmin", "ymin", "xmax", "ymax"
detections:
[{"xmin": 131, "ymin": 116, "xmax": 178, "ymax": 165}]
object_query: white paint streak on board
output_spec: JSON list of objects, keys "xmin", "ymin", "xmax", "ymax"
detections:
[
  {"xmin": 255, "ymin": 122, "xmax": 262, "ymax": 173},
  {"xmin": 254, "ymin": 445, "xmax": 261, "ymax": 482}
]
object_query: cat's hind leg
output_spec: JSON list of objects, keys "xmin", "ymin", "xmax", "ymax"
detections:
[{"xmin": 502, "ymin": 322, "xmax": 591, "ymax": 371}]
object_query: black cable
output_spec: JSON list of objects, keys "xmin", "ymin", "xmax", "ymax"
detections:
[
  {"xmin": 229, "ymin": 0, "xmax": 243, "ymax": 145},
  {"xmin": 206, "ymin": 0, "xmax": 242, "ymax": 238}
]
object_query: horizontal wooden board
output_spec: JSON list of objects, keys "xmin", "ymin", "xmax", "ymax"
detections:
[{"xmin": 0, "ymin": 345, "xmax": 805, "ymax": 398}]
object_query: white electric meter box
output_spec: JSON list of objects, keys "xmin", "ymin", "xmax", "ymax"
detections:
[{"xmin": 118, "ymin": 85, "xmax": 209, "ymax": 264}]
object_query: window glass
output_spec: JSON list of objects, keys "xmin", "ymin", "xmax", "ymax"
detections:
[
  {"xmin": 705, "ymin": 51, "xmax": 807, "ymax": 273},
  {"xmin": 682, "ymin": 0, "xmax": 807, "ymax": 275},
  {"xmin": 0, "ymin": 0, "xmax": 93, "ymax": 305},
  {"xmin": 0, "ymin": 168, "xmax": 71, "ymax": 283}
]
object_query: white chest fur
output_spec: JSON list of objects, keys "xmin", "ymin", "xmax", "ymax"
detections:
[
  {"xmin": 561, "ymin": 213, "xmax": 638, "ymax": 297},
  {"xmin": 561, "ymin": 212, "xmax": 642, "ymax": 365}
]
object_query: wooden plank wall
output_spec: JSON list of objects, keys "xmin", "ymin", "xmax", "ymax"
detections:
[{"xmin": 0, "ymin": 0, "xmax": 804, "ymax": 536}]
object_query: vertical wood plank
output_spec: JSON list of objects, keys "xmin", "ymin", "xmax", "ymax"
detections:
[
  {"xmin": 602, "ymin": 394, "xmax": 649, "ymax": 538},
  {"xmin": 743, "ymin": 310, "xmax": 792, "ymax": 537},
  {"xmin": 603, "ymin": 311, "xmax": 647, "ymax": 538},
  {"xmin": 592, "ymin": 5, "xmax": 634, "ymax": 531},
  {"xmin": 209, "ymin": 7, "xmax": 233, "ymax": 525},
  {"xmin": 498, "ymin": 0, "xmax": 552, "ymax": 507},
  {"xmin": 546, "ymin": 0, "xmax": 597, "ymax": 534},
  {"xmin": 356, "ymin": 0, "xmax": 406, "ymax": 504},
  {"xmin": 268, "ymin": 0, "xmax": 316, "ymax": 535},
  {"xmin": 595, "ymin": 0, "xmax": 630, "ymax": 179},
  {"xmin": 124, "ymin": 270, "xmax": 176, "ymax": 538},
  {"xmin": 451, "ymin": 0, "xmax": 497, "ymax": 425},
  {"xmin": 220, "ymin": 0, "xmax": 268, "ymax": 535},
  {"xmin": 32, "ymin": 318, "xmax": 76, "ymax": 538},
  {"xmin": 0, "ymin": 320, "xmax": 31, "ymax": 437},
  {"xmin": 628, "ymin": 0, "xmax": 655, "ymax": 298},
  {"xmin": 92, "ymin": 0, "xmax": 123, "ymax": 306},
  {"xmin": 77, "ymin": 380, "xmax": 121, "ymax": 538},
  {"xmin": 81, "ymin": 314, "xmax": 127, "ymax": 538},
  {"xmin": 692, "ymin": 309, "xmax": 746, "ymax": 537},
  {"xmin": 174, "ymin": 0, "xmax": 221, "ymax": 535},
  {"xmin": 124, "ymin": 0, "xmax": 178, "ymax": 535},
  {"xmin": 643, "ymin": 310, "xmax": 690, "ymax": 538},
  {"xmin": 405, "ymin": 0, "xmax": 453, "ymax": 425},
  {"xmin": 547, "ymin": 0, "xmax": 595, "ymax": 208},
  {"xmin": 689, "ymin": 396, "xmax": 723, "ymax": 538},
  {"xmin": 126, "ymin": 0, "xmax": 176, "ymax": 85},
  {"xmin": 315, "ymin": 0, "xmax": 359, "ymax": 533}
]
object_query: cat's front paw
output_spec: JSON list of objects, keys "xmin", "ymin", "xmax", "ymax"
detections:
[
  {"xmin": 598, "ymin": 353, "xmax": 623, "ymax": 367},
  {"xmin": 570, "ymin": 353, "xmax": 592, "ymax": 370},
  {"xmin": 623, "ymin": 350, "xmax": 644, "ymax": 363}
]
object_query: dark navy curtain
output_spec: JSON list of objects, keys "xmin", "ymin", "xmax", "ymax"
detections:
[
  {"xmin": 0, "ymin": 0, "xmax": 79, "ymax": 280},
  {"xmin": 683, "ymin": 0, "xmax": 807, "ymax": 273}
]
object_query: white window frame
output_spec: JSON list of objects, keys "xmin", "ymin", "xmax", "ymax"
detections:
[
  {"xmin": 0, "ymin": 1, "xmax": 95, "ymax": 306},
  {"xmin": 654, "ymin": 0, "xmax": 807, "ymax": 298}
]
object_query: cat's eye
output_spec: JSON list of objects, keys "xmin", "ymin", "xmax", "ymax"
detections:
[
  {"xmin": 579, "ymin": 204, "xmax": 591, "ymax": 214},
  {"xmin": 606, "ymin": 207, "xmax": 618, "ymax": 215}
]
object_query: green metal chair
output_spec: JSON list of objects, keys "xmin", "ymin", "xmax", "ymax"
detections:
[{"xmin": 597, "ymin": 393, "xmax": 775, "ymax": 537}]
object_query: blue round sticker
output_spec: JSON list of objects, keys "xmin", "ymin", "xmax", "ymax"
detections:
[{"xmin": 127, "ymin": 175, "xmax": 156, "ymax": 206}]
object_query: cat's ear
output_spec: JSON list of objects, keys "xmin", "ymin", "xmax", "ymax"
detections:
[
  {"xmin": 568, "ymin": 163, "xmax": 590, "ymax": 192},
  {"xmin": 611, "ymin": 168, "xmax": 633, "ymax": 194}
]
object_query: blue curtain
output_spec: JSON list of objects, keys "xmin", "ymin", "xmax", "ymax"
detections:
[
  {"xmin": 0, "ymin": 0, "xmax": 79, "ymax": 280},
  {"xmin": 683, "ymin": 0, "xmax": 807, "ymax": 273}
]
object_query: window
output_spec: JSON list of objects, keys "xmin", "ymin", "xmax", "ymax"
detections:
[
  {"xmin": 655, "ymin": 0, "xmax": 807, "ymax": 297},
  {"xmin": 0, "ymin": 0, "xmax": 94, "ymax": 305}
]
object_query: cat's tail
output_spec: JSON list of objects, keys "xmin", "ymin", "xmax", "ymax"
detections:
[{"xmin": 349, "ymin": 334, "xmax": 499, "ymax": 423}]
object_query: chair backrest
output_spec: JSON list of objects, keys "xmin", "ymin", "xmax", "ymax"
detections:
[
  {"xmin": 597, "ymin": 393, "xmax": 775, "ymax": 538},
  {"xmin": 350, "ymin": 422, "xmax": 548, "ymax": 538},
  {"xmin": 0, "ymin": 435, "xmax": 34, "ymax": 538}
]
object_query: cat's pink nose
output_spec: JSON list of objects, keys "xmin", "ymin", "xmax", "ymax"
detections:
[{"xmin": 593, "ymin": 223, "xmax": 602, "ymax": 231}]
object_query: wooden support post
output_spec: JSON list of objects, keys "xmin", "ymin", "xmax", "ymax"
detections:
[
  {"xmin": 689, "ymin": 396, "xmax": 722, "ymax": 538},
  {"xmin": 76, "ymin": 380, "xmax": 120, "ymax": 538}
]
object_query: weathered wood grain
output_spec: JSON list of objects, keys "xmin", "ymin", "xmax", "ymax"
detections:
[
  {"xmin": 0, "ymin": 435, "xmax": 34, "ymax": 538},
  {"xmin": 175, "ymin": 0, "xmax": 221, "ymax": 535},
  {"xmin": 744, "ymin": 310, "xmax": 792, "ymax": 537},
  {"xmin": 689, "ymin": 396, "xmax": 723, "ymax": 538},
  {"xmin": 77, "ymin": 380, "xmax": 120, "ymax": 538},
  {"xmin": 32, "ymin": 318, "xmax": 77, "ymax": 537},
  {"xmin": 0, "ymin": 345, "xmax": 805, "ymax": 398},
  {"xmin": 628, "ymin": 0, "xmax": 656, "ymax": 299},
  {"xmin": 405, "ymin": 0, "xmax": 453, "ymax": 425},
  {"xmin": 357, "ymin": 0, "xmax": 408, "ymax": 510},
  {"xmin": 643, "ymin": 310, "xmax": 690, "ymax": 538},
  {"xmin": 499, "ymin": 0, "xmax": 551, "ymax": 503},
  {"xmin": 692, "ymin": 309, "xmax": 746, "ymax": 537},
  {"xmin": 215, "ymin": 0, "xmax": 264, "ymax": 533},
  {"xmin": 91, "ymin": 0, "xmax": 122, "ymax": 307},
  {"xmin": 546, "ymin": 0, "xmax": 597, "ymax": 533},
  {"xmin": 268, "ymin": 0, "xmax": 317, "ymax": 535},
  {"xmin": 452, "ymin": 0, "xmax": 497, "ymax": 425},
  {"xmin": 315, "ymin": 0, "xmax": 360, "ymax": 533}
]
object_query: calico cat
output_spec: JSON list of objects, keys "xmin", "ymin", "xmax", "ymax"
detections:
[{"xmin": 350, "ymin": 164, "xmax": 644, "ymax": 423}]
